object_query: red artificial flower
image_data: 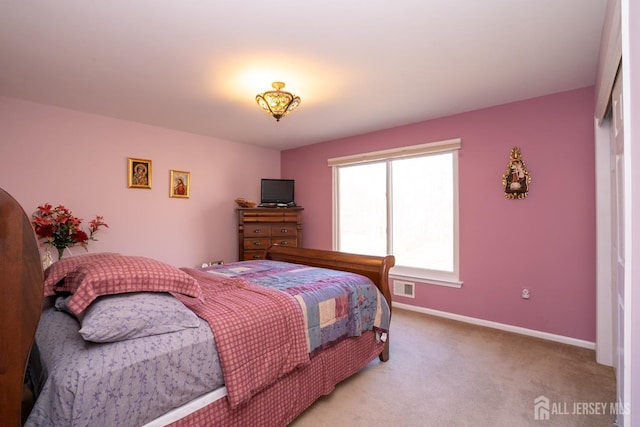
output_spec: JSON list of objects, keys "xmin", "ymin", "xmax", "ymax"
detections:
[
  {"xmin": 37, "ymin": 203, "xmax": 54, "ymax": 215},
  {"xmin": 90, "ymin": 216, "xmax": 109, "ymax": 232},
  {"xmin": 36, "ymin": 224, "xmax": 55, "ymax": 238},
  {"xmin": 72, "ymin": 230, "xmax": 89, "ymax": 243}
]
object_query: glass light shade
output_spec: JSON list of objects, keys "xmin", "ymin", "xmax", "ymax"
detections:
[{"xmin": 255, "ymin": 81, "xmax": 301, "ymax": 121}]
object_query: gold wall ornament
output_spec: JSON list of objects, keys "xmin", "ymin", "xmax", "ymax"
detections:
[{"xmin": 502, "ymin": 147, "xmax": 531, "ymax": 199}]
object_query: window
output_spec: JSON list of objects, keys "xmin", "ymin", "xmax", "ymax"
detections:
[{"xmin": 329, "ymin": 139, "xmax": 461, "ymax": 287}]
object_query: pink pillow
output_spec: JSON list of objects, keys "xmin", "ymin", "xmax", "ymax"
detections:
[
  {"xmin": 54, "ymin": 255, "xmax": 203, "ymax": 315},
  {"xmin": 43, "ymin": 253, "xmax": 119, "ymax": 297}
]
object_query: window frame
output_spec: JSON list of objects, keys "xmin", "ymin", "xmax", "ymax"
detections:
[{"xmin": 329, "ymin": 138, "xmax": 462, "ymax": 288}]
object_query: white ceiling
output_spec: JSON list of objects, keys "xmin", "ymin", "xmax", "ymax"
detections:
[{"xmin": 0, "ymin": 1, "xmax": 607, "ymax": 150}]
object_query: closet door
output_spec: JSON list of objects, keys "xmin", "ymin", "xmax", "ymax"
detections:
[{"xmin": 610, "ymin": 69, "xmax": 625, "ymax": 426}]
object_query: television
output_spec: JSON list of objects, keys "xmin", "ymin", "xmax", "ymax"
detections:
[{"xmin": 260, "ymin": 179, "xmax": 295, "ymax": 206}]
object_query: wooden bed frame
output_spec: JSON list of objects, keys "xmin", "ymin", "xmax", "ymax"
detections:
[
  {"xmin": 0, "ymin": 187, "xmax": 395, "ymax": 425},
  {"xmin": 0, "ymin": 188, "xmax": 44, "ymax": 426}
]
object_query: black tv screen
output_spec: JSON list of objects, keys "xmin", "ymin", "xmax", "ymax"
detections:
[{"xmin": 261, "ymin": 179, "xmax": 295, "ymax": 204}]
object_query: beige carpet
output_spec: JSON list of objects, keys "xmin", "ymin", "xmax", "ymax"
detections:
[{"xmin": 291, "ymin": 309, "xmax": 616, "ymax": 427}]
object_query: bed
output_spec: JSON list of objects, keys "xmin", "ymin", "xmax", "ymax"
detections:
[{"xmin": 0, "ymin": 187, "xmax": 395, "ymax": 426}]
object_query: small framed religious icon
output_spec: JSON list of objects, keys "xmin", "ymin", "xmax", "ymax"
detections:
[
  {"xmin": 128, "ymin": 158, "xmax": 152, "ymax": 189},
  {"xmin": 170, "ymin": 170, "xmax": 190, "ymax": 198},
  {"xmin": 502, "ymin": 147, "xmax": 531, "ymax": 199}
]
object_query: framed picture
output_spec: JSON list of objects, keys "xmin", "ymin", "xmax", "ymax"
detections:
[
  {"xmin": 502, "ymin": 147, "xmax": 531, "ymax": 199},
  {"xmin": 128, "ymin": 158, "xmax": 152, "ymax": 189},
  {"xmin": 170, "ymin": 170, "xmax": 190, "ymax": 198}
]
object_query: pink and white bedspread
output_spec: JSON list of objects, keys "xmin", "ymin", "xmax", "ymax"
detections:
[{"xmin": 176, "ymin": 267, "xmax": 310, "ymax": 408}]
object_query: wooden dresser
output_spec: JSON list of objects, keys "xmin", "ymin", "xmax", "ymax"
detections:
[{"xmin": 237, "ymin": 207, "xmax": 303, "ymax": 260}]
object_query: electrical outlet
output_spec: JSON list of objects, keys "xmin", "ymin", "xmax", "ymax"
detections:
[{"xmin": 521, "ymin": 289, "xmax": 531, "ymax": 299}]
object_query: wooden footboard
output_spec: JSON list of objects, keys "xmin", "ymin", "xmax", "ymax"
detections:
[{"xmin": 265, "ymin": 245, "xmax": 395, "ymax": 361}]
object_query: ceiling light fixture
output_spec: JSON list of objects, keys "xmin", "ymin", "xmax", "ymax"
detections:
[{"xmin": 255, "ymin": 81, "xmax": 301, "ymax": 122}]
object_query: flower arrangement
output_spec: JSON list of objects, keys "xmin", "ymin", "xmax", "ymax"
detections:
[{"xmin": 32, "ymin": 203, "xmax": 108, "ymax": 260}]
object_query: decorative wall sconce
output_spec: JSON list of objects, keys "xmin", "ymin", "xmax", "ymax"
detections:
[{"xmin": 502, "ymin": 147, "xmax": 531, "ymax": 199}]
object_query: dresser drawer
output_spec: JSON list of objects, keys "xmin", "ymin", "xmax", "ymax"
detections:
[
  {"xmin": 243, "ymin": 238, "xmax": 271, "ymax": 250},
  {"xmin": 271, "ymin": 224, "xmax": 297, "ymax": 237},
  {"xmin": 243, "ymin": 250, "xmax": 266, "ymax": 260},
  {"xmin": 244, "ymin": 224, "xmax": 271, "ymax": 237},
  {"xmin": 271, "ymin": 237, "xmax": 297, "ymax": 247}
]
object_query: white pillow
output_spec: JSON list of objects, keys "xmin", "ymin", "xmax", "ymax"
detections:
[{"xmin": 56, "ymin": 292, "xmax": 200, "ymax": 343}]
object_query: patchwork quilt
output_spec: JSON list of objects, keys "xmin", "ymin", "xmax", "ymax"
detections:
[{"xmin": 198, "ymin": 260, "xmax": 390, "ymax": 353}]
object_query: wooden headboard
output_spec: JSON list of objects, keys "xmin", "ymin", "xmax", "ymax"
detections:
[{"xmin": 0, "ymin": 188, "xmax": 43, "ymax": 426}]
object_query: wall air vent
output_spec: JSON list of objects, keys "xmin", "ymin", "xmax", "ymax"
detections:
[{"xmin": 393, "ymin": 280, "xmax": 415, "ymax": 298}]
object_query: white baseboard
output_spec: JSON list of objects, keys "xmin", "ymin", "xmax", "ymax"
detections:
[{"xmin": 392, "ymin": 302, "xmax": 596, "ymax": 350}]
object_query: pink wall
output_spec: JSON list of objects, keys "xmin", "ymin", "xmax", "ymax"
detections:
[
  {"xmin": 0, "ymin": 89, "xmax": 598, "ymax": 342},
  {"xmin": 0, "ymin": 96, "xmax": 280, "ymax": 267},
  {"xmin": 282, "ymin": 87, "xmax": 597, "ymax": 342}
]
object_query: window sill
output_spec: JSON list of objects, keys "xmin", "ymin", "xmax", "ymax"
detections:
[{"xmin": 390, "ymin": 273, "xmax": 463, "ymax": 289}]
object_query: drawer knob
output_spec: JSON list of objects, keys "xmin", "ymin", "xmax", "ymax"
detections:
[
  {"xmin": 280, "ymin": 229, "xmax": 288, "ymax": 233},
  {"xmin": 254, "ymin": 229, "xmax": 262, "ymax": 233},
  {"xmin": 280, "ymin": 241, "xmax": 288, "ymax": 245},
  {"xmin": 254, "ymin": 241, "xmax": 262, "ymax": 246}
]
